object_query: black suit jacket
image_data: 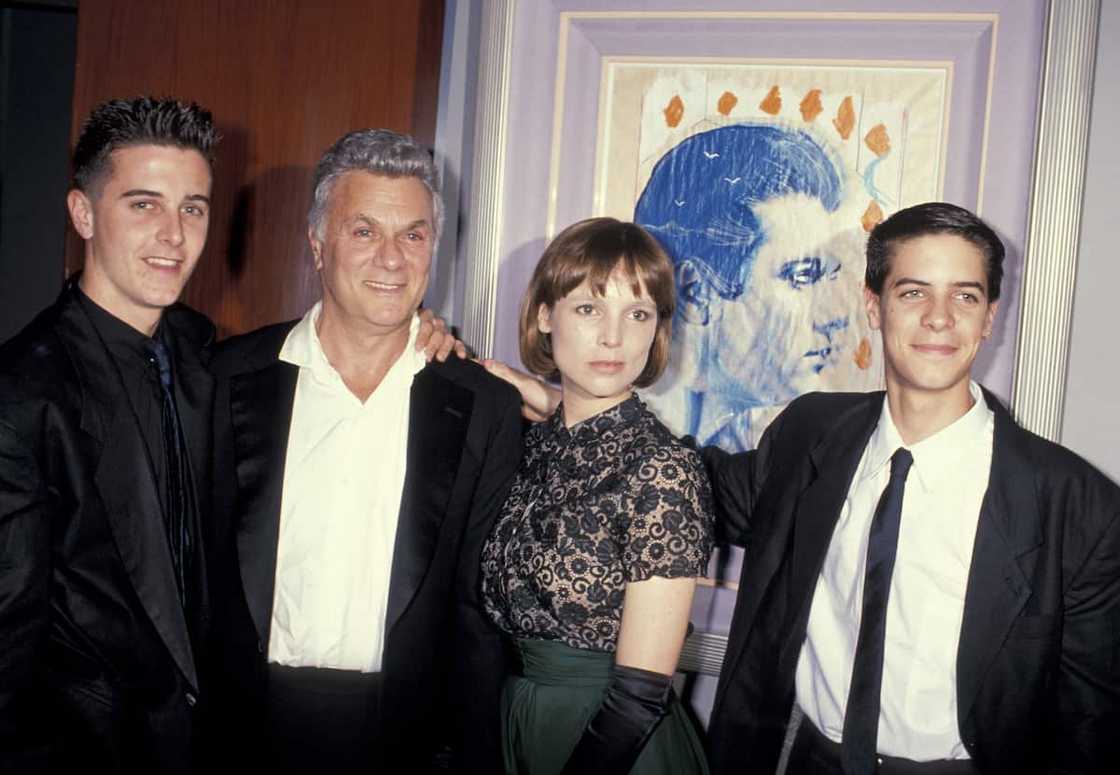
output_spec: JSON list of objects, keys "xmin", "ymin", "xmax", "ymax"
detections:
[
  {"xmin": 0, "ymin": 283, "xmax": 217, "ymax": 774},
  {"xmin": 208, "ymin": 320, "xmax": 522, "ymax": 773},
  {"xmin": 703, "ymin": 389, "xmax": 1120, "ymax": 775}
]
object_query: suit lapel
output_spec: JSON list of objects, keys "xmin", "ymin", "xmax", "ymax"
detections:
[
  {"xmin": 956, "ymin": 391, "xmax": 1042, "ymax": 723},
  {"xmin": 783, "ymin": 397, "xmax": 882, "ymax": 639},
  {"xmin": 59, "ymin": 293, "xmax": 199, "ymax": 689},
  {"xmin": 720, "ymin": 395, "xmax": 882, "ymax": 686},
  {"xmin": 385, "ymin": 367, "xmax": 472, "ymax": 634},
  {"xmin": 230, "ymin": 360, "xmax": 298, "ymax": 647}
]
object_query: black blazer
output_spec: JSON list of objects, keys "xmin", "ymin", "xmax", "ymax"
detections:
[
  {"xmin": 703, "ymin": 389, "xmax": 1120, "ymax": 775},
  {"xmin": 208, "ymin": 320, "xmax": 522, "ymax": 773},
  {"xmin": 0, "ymin": 283, "xmax": 217, "ymax": 774}
]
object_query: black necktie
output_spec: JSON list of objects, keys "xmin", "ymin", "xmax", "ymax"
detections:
[
  {"xmin": 147, "ymin": 339, "xmax": 193, "ymax": 610},
  {"xmin": 841, "ymin": 447, "xmax": 914, "ymax": 775}
]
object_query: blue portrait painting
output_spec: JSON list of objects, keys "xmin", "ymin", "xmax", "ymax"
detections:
[{"xmin": 635, "ymin": 123, "xmax": 880, "ymax": 453}]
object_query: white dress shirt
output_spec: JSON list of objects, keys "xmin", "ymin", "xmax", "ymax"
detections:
[
  {"xmin": 795, "ymin": 381, "xmax": 994, "ymax": 760},
  {"xmin": 267, "ymin": 304, "xmax": 426, "ymax": 672}
]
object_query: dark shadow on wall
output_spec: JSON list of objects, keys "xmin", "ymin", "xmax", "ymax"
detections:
[{"xmin": 0, "ymin": 1, "xmax": 77, "ymax": 341}]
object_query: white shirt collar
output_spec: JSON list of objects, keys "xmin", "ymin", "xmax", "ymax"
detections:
[
  {"xmin": 862, "ymin": 381, "xmax": 992, "ymax": 492},
  {"xmin": 279, "ymin": 301, "xmax": 426, "ymax": 392}
]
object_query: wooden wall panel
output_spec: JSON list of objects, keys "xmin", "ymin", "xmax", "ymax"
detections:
[{"xmin": 67, "ymin": 0, "xmax": 445, "ymax": 337}]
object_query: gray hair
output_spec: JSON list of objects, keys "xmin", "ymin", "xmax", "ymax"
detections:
[{"xmin": 308, "ymin": 128, "xmax": 443, "ymax": 246}]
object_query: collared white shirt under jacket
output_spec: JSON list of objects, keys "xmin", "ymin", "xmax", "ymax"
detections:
[
  {"xmin": 796, "ymin": 381, "xmax": 994, "ymax": 761},
  {"xmin": 267, "ymin": 304, "xmax": 425, "ymax": 673}
]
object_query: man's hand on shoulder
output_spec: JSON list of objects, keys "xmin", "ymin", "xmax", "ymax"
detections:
[
  {"xmin": 415, "ymin": 308, "xmax": 468, "ymax": 362},
  {"xmin": 410, "ymin": 311, "xmax": 560, "ymax": 422}
]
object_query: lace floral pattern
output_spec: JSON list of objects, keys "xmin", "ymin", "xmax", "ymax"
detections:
[{"xmin": 481, "ymin": 395, "xmax": 713, "ymax": 652}]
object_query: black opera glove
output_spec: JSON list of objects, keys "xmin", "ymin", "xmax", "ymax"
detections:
[{"xmin": 560, "ymin": 663, "xmax": 674, "ymax": 775}]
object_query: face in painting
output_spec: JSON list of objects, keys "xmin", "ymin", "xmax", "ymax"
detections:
[
  {"xmin": 865, "ymin": 232, "xmax": 997, "ymax": 401},
  {"xmin": 635, "ymin": 124, "xmax": 879, "ymax": 449},
  {"xmin": 658, "ymin": 196, "xmax": 872, "ymax": 446},
  {"xmin": 310, "ymin": 172, "xmax": 434, "ymax": 339},
  {"xmin": 538, "ymin": 272, "xmax": 659, "ymax": 425},
  {"xmin": 697, "ymin": 197, "xmax": 864, "ymax": 402},
  {"xmin": 68, "ymin": 145, "xmax": 212, "ymax": 333}
]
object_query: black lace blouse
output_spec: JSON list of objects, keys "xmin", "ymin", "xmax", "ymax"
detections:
[{"xmin": 481, "ymin": 395, "xmax": 713, "ymax": 652}]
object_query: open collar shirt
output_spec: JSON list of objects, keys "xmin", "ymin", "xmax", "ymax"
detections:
[
  {"xmin": 268, "ymin": 303, "xmax": 425, "ymax": 673},
  {"xmin": 796, "ymin": 381, "xmax": 994, "ymax": 761}
]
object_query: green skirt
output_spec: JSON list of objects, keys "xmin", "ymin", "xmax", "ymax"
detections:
[{"xmin": 502, "ymin": 638, "xmax": 709, "ymax": 775}]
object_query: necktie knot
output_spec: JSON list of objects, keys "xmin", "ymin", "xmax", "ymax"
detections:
[
  {"xmin": 889, "ymin": 447, "xmax": 913, "ymax": 482},
  {"xmin": 146, "ymin": 340, "xmax": 173, "ymax": 391}
]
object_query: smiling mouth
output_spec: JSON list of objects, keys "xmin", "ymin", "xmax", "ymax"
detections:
[
  {"xmin": 144, "ymin": 257, "xmax": 183, "ymax": 270},
  {"xmin": 363, "ymin": 280, "xmax": 405, "ymax": 292}
]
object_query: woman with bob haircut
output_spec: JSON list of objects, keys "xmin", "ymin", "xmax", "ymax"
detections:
[{"xmin": 480, "ymin": 217, "xmax": 713, "ymax": 775}]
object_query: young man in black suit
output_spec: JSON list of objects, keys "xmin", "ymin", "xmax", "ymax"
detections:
[
  {"xmin": 209, "ymin": 129, "xmax": 522, "ymax": 774},
  {"xmin": 0, "ymin": 97, "xmax": 220, "ymax": 774},
  {"xmin": 703, "ymin": 203, "xmax": 1119, "ymax": 774},
  {"xmin": 488, "ymin": 202, "xmax": 1120, "ymax": 774}
]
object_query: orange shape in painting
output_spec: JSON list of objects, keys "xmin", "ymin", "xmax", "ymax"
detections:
[
  {"xmin": 759, "ymin": 86, "xmax": 782, "ymax": 115},
  {"xmin": 717, "ymin": 91, "xmax": 738, "ymax": 116},
  {"xmin": 833, "ymin": 96, "xmax": 855, "ymax": 139},
  {"xmin": 861, "ymin": 200, "xmax": 884, "ymax": 232},
  {"xmin": 865, "ymin": 123, "xmax": 892, "ymax": 157},
  {"xmin": 800, "ymin": 89, "xmax": 823, "ymax": 122},
  {"xmin": 663, "ymin": 95, "xmax": 685, "ymax": 128},
  {"xmin": 854, "ymin": 337, "xmax": 873, "ymax": 370}
]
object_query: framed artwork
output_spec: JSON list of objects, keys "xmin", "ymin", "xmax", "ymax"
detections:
[
  {"xmin": 597, "ymin": 60, "xmax": 954, "ymax": 451},
  {"xmin": 458, "ymin": 0, "xmax": 1098, "ymax": 724}
]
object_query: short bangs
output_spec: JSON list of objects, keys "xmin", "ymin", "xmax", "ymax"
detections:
[{"xmin": 519, "ymin": 217, "xmax": 675, "ymax": 387}]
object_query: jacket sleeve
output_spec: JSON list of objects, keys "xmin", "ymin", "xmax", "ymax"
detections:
[
  {"xmin": 701, "ymin": 403, "xmax": 790, "ymax": 548},
  {"xmin": 1051, "ymin": 492, "xmax": 1120, "ymax": 773},
  {"xmin": 0, "ymin": 416, "xmax": 54, "ymax": 769},
  {"xmin": 448, "ymin": 386, "xmax": 523, "ymax": 774}
]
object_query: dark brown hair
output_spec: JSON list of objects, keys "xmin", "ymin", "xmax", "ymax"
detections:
[
  {"xmin": 72, "ymin": 96, "xmax": 219, "ymax": 194},
  {"xmin": 866, "ymin": 202, "xmax": 1005, "ymax": 300},
  {"xmin": 519, "ymin": 217, "xmax": 675, "ymax": 387}
]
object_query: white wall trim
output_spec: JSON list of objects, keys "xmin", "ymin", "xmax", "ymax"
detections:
[
  {"xmin": 459, "ymin": 0, "xmax": 517, "ymax": 357},
  {"xmin": 1011, "ymin": 0, "xmax": 1101, "ymax": 440}
]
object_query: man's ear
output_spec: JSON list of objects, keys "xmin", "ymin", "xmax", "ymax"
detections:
[
  {"xmin": 864, "ymin": 285, "xmax": 883, "ymax": 331},
  {"xmin": 982, "ymin": 300, "xmax": 999, "ymax": 339},
  {"xmin": 676, "ymin": 259, "xmax": 711, "ymax": 326},
  {"xmin": 537, "ymin": 303, "xmax": 552, "ymax": 334},
  {"xmin": 308, "ymin": 226, "xmax": 324, "ymax": 271},
  {"xmin": 67, "ymin": 189, "xmax": 94, "ymax": 240}
]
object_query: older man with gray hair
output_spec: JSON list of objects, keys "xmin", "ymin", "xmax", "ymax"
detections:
[{"xmin": 208, "ymin": 129, "xmax": 522, "ymax": 773}]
